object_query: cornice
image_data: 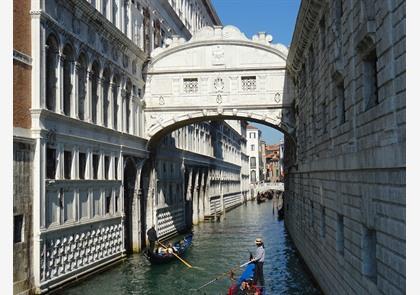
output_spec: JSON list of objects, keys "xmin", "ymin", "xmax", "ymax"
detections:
[{"xmin": 286, "ymin": 0, "xmax": 326, "ymax": 76}]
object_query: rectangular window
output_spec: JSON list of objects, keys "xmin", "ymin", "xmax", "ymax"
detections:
[
  {"xmin": 319, "ymin": 16, "xmax": 326, "ymax": 50},
  {"xmin": 251, "ymin": 144, "xmax": 255, "ymax": 151},
  {"xmin": 321, "ymin": 206, "xmax": 326, "ymax": 238},
  {"xmin": 64, "ymin": 150, "xmax": 72, "ymax": 179},
  {"xmin": 363, "ymin": 49, "xmax": 379, "ymax": 110},
  {"xmin": 46, "ymin": 148, "xmax": 56, "ymax": 179},
  {"xmin": 336, "ymin": 81, "xmax": 346, "ymax": 125},
  {"xmin": 104, "ymin": 156, "xmax": 110, "ymax": 180},
  {"xmin": 115, "ymin": 193, "xmax": 119, "ymax": 212},
  {"xmin": 184, "ymin": 78, "xmax": 198, "ymax": 93},
  {"xmin": 362, "ymin": 227, "xmax": 377, "ymax": 282},
  {"xmin": 336, "ymin": 214, "xmax": 344, "ymax": 255},
  {"xmin": 92, "ymin": 154, "xmax": 99, "ymax": 179},
  {"xmin": 115, "ymin": 157, "xmax": 119, "ymax": 180},
  {"xmin": 322, "ymin": 102, "xmax": 328, "ymax": 134},
  {"xmin": 13, "ymin": 215, "xmax": 23, "ymax": 243},
  {"xmin": 241, "ymin": 76, "xmax": 256, "ymax": 91},
  {"xmin": 79, "ymin": 190, "xmax": 89, "ymax": 218},
  {"xmin": 79, "ymin": 152, "xmax": 86, "ymax": 180},
  {"xmin": 143, "ymin": 8, "xmax": 150, "ymax": 54},
  {"xmin": 105, "ymin": 192, "xmax": 112, "ymax": 214},
  {"xmin": 250, "ymin": 157, "xmax": 256, "ymax": 169}
]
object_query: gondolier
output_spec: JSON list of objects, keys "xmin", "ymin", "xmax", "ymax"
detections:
[
  {"xmin": 252, "ymin": 238, "xmax": 265, "ymax": 287},
  {"xmin": 147, "ymin": 225, "xmax": 158, "ymax": 253}
]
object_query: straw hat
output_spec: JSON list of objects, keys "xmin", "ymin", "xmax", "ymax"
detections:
[{"xmin": 255, "ymin": 238, "xmax": 263, "ymax": 244}]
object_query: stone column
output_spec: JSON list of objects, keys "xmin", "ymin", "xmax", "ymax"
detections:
[
  {"xmin": 120, "ymin": 88, "xmax": 126, "ymax": 133},
  {"xmin": 192, "ymin": 170, "xmax": 199, "ymax": 225},
  {"xmin": 109, "ymin": 80, "xmax": 115, "ymax": 129},
  {"xmin": 86, "ymin": 70, "xmax": 93, "ymax": 123},
  {"xmin": 97, "ymin": 78, "xmax": 104, "ymax": 126},
  {"xmin": 198, "ymin": 170, "xmax": 205, "ymax": 221},
  {"xmin": 73, "ymin": 61, "xmax": 79, "ymax": 118},
  {"xmin": 57, "ymin": 54, "xmax": 64, "ymax": 114}
]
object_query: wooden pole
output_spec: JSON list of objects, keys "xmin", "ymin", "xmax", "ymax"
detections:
[{"xmin": 157, "ymin": 240, "xmax": 193, "ymax": 268}]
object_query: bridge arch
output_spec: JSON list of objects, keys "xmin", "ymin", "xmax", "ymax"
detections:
[{"xmin": 143, "ymin": 25, "xmax": 296, "ymax": 148}]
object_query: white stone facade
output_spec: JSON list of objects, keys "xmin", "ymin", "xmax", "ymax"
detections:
[
  {"xmin": 284, "ymin": 0, "xmax": 405, "ymax": 294},
  {"xmin": 22, "ymin": 0, "xmax": 247, "ymax": 293}
]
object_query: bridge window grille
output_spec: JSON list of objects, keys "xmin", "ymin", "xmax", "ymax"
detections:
[
  {"xmin": 184, "ymin": 78, "xmax": 198, "ymax": 93},
  {"xmin": 241, "ymin": 76, "xmax": 256, "ymax": 91}
]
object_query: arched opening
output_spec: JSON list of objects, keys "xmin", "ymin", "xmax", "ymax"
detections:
[
  {"xmin": 77, "ymin": 52, "xmax": 87, "ymax": 120},
  {"xmin": 124, "ymin": 79, "xmax": 132, "ymax": 133},
  {"xmin": 140, "ymin": 115, "xmax": 293, "ymax": 239},
  {"xmin": 90, "ymin": 60, "xmax": 100, "ymax": 124},
  {"xmin": 62, "ymin": 44, "xmax": 74, "ymax": 116},
  {"xmin": 45, "ymin": 34, "xmax": 59, "ymax": 111},
  {"xmin": 102, "ymin": 67, "xmax": 111, "ymax": 127},
  {"xmin": 123, "ymin": 157, "xmax": 137, "ymax": 253},
  {"xmin": 112, "ymin": 74, "xmax": 120, "ymax": 130}
]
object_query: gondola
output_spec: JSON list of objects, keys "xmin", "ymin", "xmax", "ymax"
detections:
[
  {"xmin": 227, "ymin": 262, "xmax": 264, "ymax": 295},
  {"xmin": 145, "ymin": 233, "xmax": 193, "ymax": 265},
  {"xmin": 256, "ymin": 195, "xmax": 265, "ymax": 204}
]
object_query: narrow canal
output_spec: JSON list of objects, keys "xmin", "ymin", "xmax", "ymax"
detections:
[{"xmin": 58, "ymin": 199, "xmax": 322, "ymax": 295}]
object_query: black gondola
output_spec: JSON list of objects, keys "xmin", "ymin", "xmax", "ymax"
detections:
[{"xmin": 145, "ymin": 233, "xmax": 193, "ymax": 264}]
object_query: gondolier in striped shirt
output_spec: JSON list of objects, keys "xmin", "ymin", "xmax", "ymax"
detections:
[{"xmin": 252, "ymin": 238, "xmax": 265, "ymax": 287}]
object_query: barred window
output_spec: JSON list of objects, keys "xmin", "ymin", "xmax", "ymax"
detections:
[
  {"xmin": 184, "ymin": 78, "xmax": 198, "ymax": 93},
  {"xmin": 241, "ymin": 76, "xmax": 256, "ymax": 91}
]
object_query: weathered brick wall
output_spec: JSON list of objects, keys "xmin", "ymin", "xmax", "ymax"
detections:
[
  {"xmin": 13, "ymin": 61, "xmax": 32, "ymax": 129},
  {"xmin": 13, "ymin": 0, "xmax": 31, "ymax": 129},
  {"xmin": 13, "ymin": 141, "xmax": 34, "ymax": 294},
  {"xmin": 284, "ymin": 0, "xmax": 405, "ymax": 294}
]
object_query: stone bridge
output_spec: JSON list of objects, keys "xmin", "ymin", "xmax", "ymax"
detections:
[
  {"xmin": 255, "ymin": 182, "xmax": 284, "ymax": 193},
  {"xmin": 143, "ymin": 25, "xmax": 295, "ymax": 146}
]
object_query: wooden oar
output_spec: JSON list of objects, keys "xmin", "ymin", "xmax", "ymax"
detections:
[
  {"xmin": 157, "ymin": 240, "xmax": 193, "ymax": 268},
  {"xmin": 193, "ymin": 260, "xmax": 253, "ymax": 291}
]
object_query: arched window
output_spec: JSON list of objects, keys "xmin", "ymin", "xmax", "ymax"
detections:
[
  {"xmin": 62, "ymin": 44, "xmax": 74, "ymax": 116},
  {"xmin": 77, "ymin": 53, "xmax": 87, "ymax": 120},
  {"xmin": 125, "ymin": 80, "xmax": 132, "ymax": 133},
  {"xmin": 45, "ymin": 35, "xmax": 59, "ymax": 111},
  {"xmin": 102, "ymin": 67, "xmax": 111, "ymax": 127},
  {"xmin": 91, "ymin": 61, "xmax": 100, "ymax": 124},
  {"xmin": 112, "ymin": 75, "xmax": 120, "ymax": 130},
  {"xmin": 251, "ymin": 171, "xmax": 256, "ymax": 184}
]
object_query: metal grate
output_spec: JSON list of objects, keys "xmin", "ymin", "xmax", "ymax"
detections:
[
  {"xmin": 184, "ymin": 78, "xmax": 198, "ymax": 93},
  {"xmin": 241, "ymin": 76, "xmax": 256, "ymax": 91}
]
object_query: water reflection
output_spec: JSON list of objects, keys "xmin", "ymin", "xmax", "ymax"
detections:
[{"xmin": 58, "ymin": 200, "xmax": 321, "ymax": 295}]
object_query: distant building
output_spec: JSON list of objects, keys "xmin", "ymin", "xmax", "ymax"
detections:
[
  {"xmin": 246, "ymin": 124, "xmax": 263, "ymax": 185},
  {"xmin": 263, "ymin": 141, "xmax": 284, "ymax": 182}
]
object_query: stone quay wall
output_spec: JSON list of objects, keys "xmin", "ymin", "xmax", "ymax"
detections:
[{"xmin": 284, "ymin": 0, "xmax": 405, "ymax": 294}]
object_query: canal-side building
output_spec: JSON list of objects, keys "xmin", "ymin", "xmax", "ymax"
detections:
[
  {"xmin": 246, "ymin": 124, "xmax": 263, "ymax": 187},
  {"xmin": 264, "ymin": 142, "xmax": 283, "ymax": 183},
  {"xmin": 13, "ymin": 0, "xmax": 35, "ymax": 294},
  {"xmin": 13, "ymin": 0, "xmax": 248, "ymax": 293},
  {"xmin": 284, "ymin": 0, "xmax": 406, "ymax": 294}
]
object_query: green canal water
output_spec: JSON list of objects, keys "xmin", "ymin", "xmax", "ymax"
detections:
[{"xmin": 58, "ymin": 200, "xmax": 322, "ymax": 295}]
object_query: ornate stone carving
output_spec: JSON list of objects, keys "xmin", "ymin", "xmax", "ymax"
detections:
[
  {"xmin": 159, "ymin": 96, "xmax": 165, "ymax": 105},
  {"xmin": 40, "ymin": 223, "xmax": 123, "ymax": 282},
  {"xmin": 214, "ymin": 77, "xmax": 224, "ymax": 93},
  {"xmin": 211, "ymin": 45, "xmax": 224, "ymax": 65},
  {"xmin": 216, "ymin": 94, "xmax": 222, "ymax": 104}
]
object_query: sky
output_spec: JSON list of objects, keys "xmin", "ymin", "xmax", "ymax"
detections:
[{"xmin": 212, "ymin": 0, "xmax": 301, "ymax": 144}]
